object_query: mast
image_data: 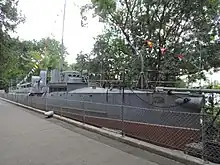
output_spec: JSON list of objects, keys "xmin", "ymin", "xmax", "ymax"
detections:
[{"xmin": 60, "ymin": 0, "xmax": 67, "ymax": 81}]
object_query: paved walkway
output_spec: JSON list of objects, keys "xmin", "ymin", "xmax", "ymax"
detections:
[{"xmin": 0, "ymin": 99, "xmax": 183, "ymax": 165}]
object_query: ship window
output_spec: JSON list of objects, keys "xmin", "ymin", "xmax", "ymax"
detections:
[
  {"xmin": 77, "ymin": 75, "xmax": 79, "ymax": 77},
  {"xmin": 73, "ymin": 74, "xmax": 76, "ymax": 77},
  {"xmin": 68, "ymin": 74, "xmax": 72, "ymax": 77}
]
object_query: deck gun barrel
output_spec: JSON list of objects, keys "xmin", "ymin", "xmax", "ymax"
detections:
[{"xmin": 156, "ymin": 87, "xmax": 220, "ymax": 94}]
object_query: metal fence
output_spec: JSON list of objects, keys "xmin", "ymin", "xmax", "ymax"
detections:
[{"xmin": 0, "ymin": 93, "xmax": 219, "ymax": 164}]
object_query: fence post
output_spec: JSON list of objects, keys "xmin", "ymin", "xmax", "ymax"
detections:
[
  {"xmin": 121, "ymin": 103, "xmax": 125, "ymax": 136},
  {"xmin": 202, "ymin": 112, "xmax": 205, "ymax": 162},
  {"xmin": 201, "ymin": 107, "xmax": 208, "ymax": 164},
  {"xmin": 26, "ymin": 95, "xmax": 29, "ymax": 106},
  {"xmin": 29, "ymin": 96, "xmax": 32, "ymax": 107},
  {"xmin": 64, "ymin": 92, "xmax": 68, "ymax": 117},
  {"xmin": 121, "ymin": 72, "xmax": 125, "ymax": 137},
  {"xmin": 60, "ymin": 106, "xmax": 63, "ymax": 117},
  {"xmin": 30, "ymin": 96, "xmax": 32, "ymax": 107},
  {"xmin": 82, "ymin": 96, "xmax": 85, "ymax": 124},
  {"xmin": 45, "ymin": 96, "xmax": 48, "ymax": 112}
]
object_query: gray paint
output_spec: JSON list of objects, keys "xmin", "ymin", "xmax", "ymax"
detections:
[
  {"xmin": 3, "ymin": 92, "xmax": 202, "ymax": 129},
  {"xmin": 43, "ymin": 89, "xmax": 202, "ymax": 129},
  {"xmin": 8, "ymin": 69, "xmax": 204, "ymax": 130}
]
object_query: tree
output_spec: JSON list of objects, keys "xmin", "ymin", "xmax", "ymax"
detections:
[
  {"xmin": 37, "ymin": 37, "xmax": 68, "ymax": 71},
  {"xmin": 81, "ymin": 0, "xmax": 220, "ymax": 86},
  {"xmin": 1, "ymin": 36, "xmax": 69, "ymax": 87},
  {"xmin": 0, "ymin": 0, "xmax": 24, "ymax": 88},
  {"xmin": 74, "ymin": 51, "xmax": 90, "ymax": 75},
  {"xmin": 68, "ymin": 63, "xmax": 77, "ymax": 70},
  {"xmin": 89, "ymin": 30, "xmax": 133, "ymax": 81},
  {"xmin": 0, "ymin": 0, "xmax": 24, "ymax": 32},
  {"xmin": 18, "ymin": 37, "xmax": 69, "ymax": 84},
  {"xmin": 0, "ymin": 1, "xmax": 69, "ymax": 88}
]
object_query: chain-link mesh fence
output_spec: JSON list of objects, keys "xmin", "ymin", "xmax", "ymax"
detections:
[
  {"xmin": 202, "ymin": 114, "xmax": 220, "ymax": 163},
  {"xmin": 0, "ymin": 93, "xmax": 219, "ymax": 164}
]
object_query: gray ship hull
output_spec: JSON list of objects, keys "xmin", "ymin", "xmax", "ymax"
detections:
[
  {"xmin": 5, "ymin": 89, "xmax": 202, "ymax": 151},
  {"xmin": 44, "ymin": 87, "xmax": 203, "ymax": 129}
]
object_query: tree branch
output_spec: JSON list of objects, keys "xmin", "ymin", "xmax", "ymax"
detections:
[{"xmin": 124, "ymin": 0, "xmax": 138, "ymax": 47}]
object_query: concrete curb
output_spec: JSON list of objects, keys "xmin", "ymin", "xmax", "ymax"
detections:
[{"xmin": 0, "ymin": 97, "xmax": 214, "ymax": 165}]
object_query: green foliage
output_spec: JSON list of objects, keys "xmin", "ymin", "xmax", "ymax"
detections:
[
  {"xmin": 80, "ymin": 0, "xmax": 220, "ymax": 85},
  {"xmin": 213, "ymin": 85, "xmax": 220, "ymax": 89},
  {"xmin": 175, "ymin": 79, "xmax": 187, "ymax": 88},
  {"xmin": 1, "ymin": 36, "xmax": 68, "ymax": 88},
  {"xmin": 0, "ymin": 0, "xmax": 70, "ymax": 88},
  {"xmin": 204, "ymin": 81, "xmax": 220, "ymax": 131},
  {"xmin": 38, "ymin": 37, "xmax": 67, "ymax": 71},
  {"xmin": 68, "ymin": 63, "xmax": 77, "ymax": 70},
  {"xmin": 74, "ymin": 51, "xmax": 90, "ymax": 75},
  {"xmin": 0, "ymin": 0, "xmax": 24, "ymax": 32},
  {"xmin": 18, "ymin": 37, "xmax": 68, "ymax": 84},
  {"xmin": 0, "ymin": 0, "xmax": 25, "ymax": 88}
]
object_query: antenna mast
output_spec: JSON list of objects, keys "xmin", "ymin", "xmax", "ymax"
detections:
[{"xmin": 60, "ymin": 0, "xmax": 67, "ymax": 81}]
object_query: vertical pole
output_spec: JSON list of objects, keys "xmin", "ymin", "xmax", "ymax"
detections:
[
  {"xmin": 65, "ymin": 91, "xmax": 67, "ymax": 117},
  {"xmin": 60, "ymin": 106, "xmax": 63, "ymax": 117},
  {"xmin": 201, "ymin": 102, "xmax": 208, "ymax": 164},
  {"xmin": 60, "ymin": 0, "xmax": 67, "ymax": 81},
  {"xmin": 87, "ymin": 58, "xmax": 90, "ymax": 87},
  {"xmin": 140, "ymin": 52, "xmax": 144, "ymax": 89},
  {"xmin": 82, "ymin": 96, "xmax": 85, "ymax": 124},
  {"xmin": 45, "ymin": 95, "xmax": 48, "ymax": 112},
  {"xmin": 27, "ymin": 95, "xmax": 29, "ymax": 106},
  {"xmin": 202, "ymin": 111, "xmax": 205, "ymax": 162},
  {"xmin": 199, "ymin": 43, "xmax": 202, "ymax": 88},
  {"xmin": 121, "ymin": 71, "xmax": 125, "ymax": 136},
  {"xmin": 10, "ymin": 79, "xmax": 12, "ymax": 92},
  {"xmin": 100, "ymin": 61, "xmax": 102, "ymax": 87},
  {"xmin": 30, "ymin": 95, "xmax": 32, "ymax": 107}
]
